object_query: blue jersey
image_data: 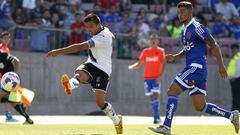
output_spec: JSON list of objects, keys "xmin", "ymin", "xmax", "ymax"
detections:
[
  {"xmin": 174, "ymin": 18, "xmax": 211, "ymax": 96},
  {"xmin": 181, "ymin": 18, "xmax": 209, "ymax": 67}
]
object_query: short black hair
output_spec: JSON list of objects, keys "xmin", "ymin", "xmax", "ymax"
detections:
[
  {"xmin": 83, "ymin": 14, "xmax": 101, "ymax": 25},
  {"xmin": 231, "ymin": 43, "xmax": 239, "ymax": 50},
  {"xmin": 1, "ymin": 31, "xmax": 10, "ymax": 37},
  {"xmin": 177, "ymin": 1, "xmax": 193, "ymax": 9}
]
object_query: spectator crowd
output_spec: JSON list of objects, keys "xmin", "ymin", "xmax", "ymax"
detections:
[{"xmin": 0, "ymin": 0, "xmax": 240, "ymax": 58}]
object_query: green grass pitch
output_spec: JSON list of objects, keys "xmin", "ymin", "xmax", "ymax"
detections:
[{"xmin": 0, "ymin": 124, "xmax": 235, "ymax": 135}]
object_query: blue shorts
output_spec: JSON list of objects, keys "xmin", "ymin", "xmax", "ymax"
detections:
[
  {"xmin": 174, "ymin": 63, "xmax": 207, "ymax": 96},
  {"xmin": 144, "ymin": 79, "xmax": 160, "ymax": 96}
]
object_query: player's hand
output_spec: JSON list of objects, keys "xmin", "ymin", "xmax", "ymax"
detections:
[
  {"xmin": 219, "ymin": 64, "xmax": 228, "ymax": 80},
  {"xmin": 128, "ymin": 65, "xmax": 134, "ymax": 71},
  {"xmin": 166, "ymin": 54, "xmax": 175, "ymax": 62},
  {"xmin": 156, "ymin": 77, "xmax": 161, "ymax": 84},
  {"xmin": 47, "ymin": 49, "xmax": 62, "ymax": 57}
]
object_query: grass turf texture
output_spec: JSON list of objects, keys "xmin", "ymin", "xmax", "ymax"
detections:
[{"xmin": 0, "ymin": 124, "xmax": 235, "ymax": 135}]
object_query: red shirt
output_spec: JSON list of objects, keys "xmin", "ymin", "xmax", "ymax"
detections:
[
  {"xmin": 70, "ymin": 22, "xmax": 84, "ymax": 44},
  {"xmin": 139, "ymin": 47, "xmax": 165, "ymax": 80},
  {"xmin": 96, "ymin": 0, "xmax": 119, "ymax": 9},
  {"xmin": 0, "ymin": 43, "xmax": 10, "ymax": 78},
  {"xmin": 0, "ymin": 43, "xmax": 10, "ymax": 53}
]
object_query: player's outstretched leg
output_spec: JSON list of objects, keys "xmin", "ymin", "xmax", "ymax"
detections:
[
  {"xmin": 201, "ymin": 103, "xmax": 239, "ymax": 133},
  {"xmin": 61, "ymin": 74, "xmax": 72, "ymax": 95},
  {"xmin": 102, "ymin": 102, "xmax": 123, "ymax": 134},
  {"xmin": 61, "ymin": 73, "xmax": 82, "ymax": 95},
  {"xmin": 231, "ymin": 110, "xmax": 239, "ymax": 133},
  {"xmin": 13, "ymin": 103, "xmax": 34, "ymax": 124}
]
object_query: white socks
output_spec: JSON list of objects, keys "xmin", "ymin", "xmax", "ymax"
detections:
[
  {"xmin": 69, "ymin": 77, "xmax": 80, "ymax": 90},
  {"xmin": 102, "ymin": 102, "xmax": 120, "ymax": 125}
]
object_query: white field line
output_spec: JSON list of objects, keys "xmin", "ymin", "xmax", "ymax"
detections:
[{"xmin": 0, "ymin": 115, "xmax": 231, "ymax": 125}]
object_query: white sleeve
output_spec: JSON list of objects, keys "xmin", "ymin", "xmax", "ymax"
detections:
[{"xmin": 87, "ymin": 34, "xmax": 109, "ymax": 48}]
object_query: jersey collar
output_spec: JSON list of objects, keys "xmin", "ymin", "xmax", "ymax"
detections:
[
  {"xmin": 95, "ymin": 26, "xmax": 105, "ymax": 35},
  {"xmin": 184, "ymin": 18, "xmax": 195, "ymax": 28}
]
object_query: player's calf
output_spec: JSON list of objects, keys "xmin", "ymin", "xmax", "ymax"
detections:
[{"xmin": 13, "ymin": 104, "xmax": 34, "ymax": 124}]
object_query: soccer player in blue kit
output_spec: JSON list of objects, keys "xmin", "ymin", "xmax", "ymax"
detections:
[{"xmin": 149, "ymin": 1, "xmax": 239, "ymax": 134}]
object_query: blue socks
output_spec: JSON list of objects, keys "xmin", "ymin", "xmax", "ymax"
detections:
[
  {"xmin": 163, "ymin": 96, "xmax": 178, "ymax": 128},
  {"xmin": 5, "ymin": 111, "xmax": 13, "ymax": 120},
  {"xmin": 202, "ymin": 103, "xmax": 232, "ymax": 119},
  {"xmin": 151, "ymin": 99, "xmax": 160, "ymax": 120}
]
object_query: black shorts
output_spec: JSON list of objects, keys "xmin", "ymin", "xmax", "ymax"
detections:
[{"xmin": 76, "ymin": 63, "xmax": 110, "ymax": 91}]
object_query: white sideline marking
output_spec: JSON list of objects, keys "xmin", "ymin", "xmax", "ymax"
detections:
[{"xmin": 0, "ymin": 115, "xmax": 231, "ymax": 125}]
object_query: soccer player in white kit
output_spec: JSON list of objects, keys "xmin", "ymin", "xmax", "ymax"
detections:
[{"xmin": 47, "ymin": 14, "xmax": 123, "ymax": 134}]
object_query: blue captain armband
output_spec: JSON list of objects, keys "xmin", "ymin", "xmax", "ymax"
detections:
[{"xmin": 87, "ymin": 39, "xmax": 95, "ymax": 48}]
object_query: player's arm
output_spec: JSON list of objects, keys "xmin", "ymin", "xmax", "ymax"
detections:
[
  {"xmin": 11, "ymin": 56, "xmax": 20, "ymax": 72},
  {"xmin": 166, "ymin": 49, "xmax": 186, "ymax": 62},
  {"xmin": 47, "ymin": 41, "xmax": 89, "ymax": 57},
  {"xmin": 128, "ymin": 60, "xmax": 144, "ymax": 71},
  {"xmin": 205, "ymin": 35, "xmax": 228, "ymax": 80}
]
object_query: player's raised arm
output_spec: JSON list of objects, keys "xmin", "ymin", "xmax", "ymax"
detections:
[
  {"xmin": 47, "ymin": 41, "xmax": 89, "ymax": 57},
  {"xmin": 128, "ymin": 60, "xmax": 144, "ymax": 71},
  {"xmin": 204, "ymin": 35, "xmax": 228, "ymax": 80}
]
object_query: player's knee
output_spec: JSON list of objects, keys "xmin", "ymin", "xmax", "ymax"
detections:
[
  {"xmin": 75, "ymin": 70, "xmax": 91, "ymax": 83},
  {"xmin": 167, "ymin": 89, "xmax": 178, "ymax": 96},
  {"xmin": 150, "ymin": 92, "xmax": 159, "ymax": 100}
]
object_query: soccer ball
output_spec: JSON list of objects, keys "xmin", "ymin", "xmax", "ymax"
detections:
[{"xmin": 1, "ymin": 72, "xmax": 20, "ymax": 92}]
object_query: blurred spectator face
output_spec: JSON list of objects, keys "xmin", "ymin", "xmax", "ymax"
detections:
[
  {"xmin": 84, "ymin": 21, "xmax": 99, "ymax": 36},
  {"xmin": 0, "ymin": 34, "xmax": 10, "ymax": 45},
  {"xmin": 139, "ymin": 8, "xmax": 146, "ymax": 16},
  {"xmin": 75, "ymin": 14, "xmax": 81, "ymax": 22},
  {"xmin": 215, "ymin": 13, "xmax": 223, "ymax": 22},
  {"xmin": 109, "ymin": 5, "xmax": 116, "ymax": 14},
  {"xmin": 154, "ymin": 5, "xmax": 162, "ymax": 14},
  {"xmin": 123, "ymin": 13, "xmax": 129, "ymax": 23},
  {"xmin": 16, "ymin": 8, "xmax": 23, "ymax": 15},
  {"xmin": 35, "ymin": 16, "xmax": 42, "ymax": 25},
  {"xmin": 69, "ymin": 3, "xmax": 77, "ymax": 13},
  {"xmin": 136, "ymin": 16, "xmax": 143, "ymax": 25},
  {"xmin": 231, "ymin": 44, "xmax": 239, "ymax": 55},
  {"xmin": 43, "ymin": 10, "xmax": 51, "ymax": 20},
  {"xmin": 16, "ymin": 16, "xmax": 23, "ymax": 24},
  {"xmin": 52, "ymin": 13, "xmax": 59, "ymax": 23}
]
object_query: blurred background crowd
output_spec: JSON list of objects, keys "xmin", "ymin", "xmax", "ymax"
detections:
[{"xmin": 1, "ymin": 0, "xmax": 240, "ymax": 59}]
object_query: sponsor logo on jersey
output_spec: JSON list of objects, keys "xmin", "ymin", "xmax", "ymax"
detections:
[
  {"xmin": 146, "ymin": 56, "xmax": 159, "ymax": 62},
  {"xmin": 183, "ymin": 42, "xmax": 194, "ymax": 51}
]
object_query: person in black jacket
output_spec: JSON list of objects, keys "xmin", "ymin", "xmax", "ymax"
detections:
[{"xmin": 0, "ymin": 52, "xmax": 34, "ymax": 124}]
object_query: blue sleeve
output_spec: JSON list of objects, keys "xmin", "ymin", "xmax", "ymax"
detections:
[
  {"xmin": 195, "ymin": 25, "xmax": 210, "ymax": 40},
  {"xmin": 87, "ymin": 39, "xmax": 95, "ymax": 48}
]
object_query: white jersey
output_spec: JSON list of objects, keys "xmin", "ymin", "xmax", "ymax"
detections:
[{"xmin": 86, "ymin": 27, "xmax": 114, "ymax": 76}]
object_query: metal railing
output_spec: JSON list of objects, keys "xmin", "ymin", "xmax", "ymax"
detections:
[{"xmin": 10, "ymin": 25, "xmax": 238, "ymax": 59}]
